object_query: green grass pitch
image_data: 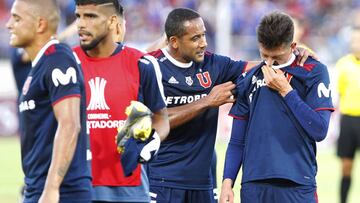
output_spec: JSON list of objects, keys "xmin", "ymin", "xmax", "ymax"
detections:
[{"xmin": 1, "ymin": 137, "xmax": 360, "ymax": 202}]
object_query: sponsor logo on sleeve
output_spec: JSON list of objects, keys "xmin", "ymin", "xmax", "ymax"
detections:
[
  {"xmin": 51, "ymin": 67, "xmax": 77, "ymax": 87},
  {"xmin": 317, "ymin": 83, "xmax": 331, "ymax": 98}
]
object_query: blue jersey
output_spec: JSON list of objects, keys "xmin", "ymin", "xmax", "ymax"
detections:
[
  {"xmin": 230, "ymin": 58, "xmax": 333, "ymax": 186},
  {"xmin": 19, "ymin": 40, "xmax": 91, "ymax": 202},
  {"xmin": 9, "ymin": 47, "xmax": 31, "ymax": 96},
  {"xmin": 148, "ymin": 48, "xmax": 247, "ymax": 190}
]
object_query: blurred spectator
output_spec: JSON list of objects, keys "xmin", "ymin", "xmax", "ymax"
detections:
[{"xmin": 0, "ymin": 0, "xmax": 360, "ymax": 64}]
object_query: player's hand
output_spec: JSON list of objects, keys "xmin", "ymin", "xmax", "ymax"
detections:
[
  {"xmin": 38, "ymin": 187, "xmax": 59, "ymax": 203},
  {"xmin": 220, "ymin": 179, "xmax": 234, "ymax": 203},
  {"xmin": 261, "ymin": 64, "xmax": 293, "ymax": 97},
  {"xmin": 294, "ymin": 46, "xmax": 318, "ymax": 66},
  {"xmin": 206, "ymin": 81, "xmax": 236, "ymax": 107}
]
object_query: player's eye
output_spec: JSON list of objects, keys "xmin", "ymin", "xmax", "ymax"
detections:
[
  {"xmin": 11, "ymin": 15, "xmax": 20, "ymax": 22},
  {"xmin": 191, "ymin": 36, "xmax": 200, "ymax": 42},
  {"xmin": 87, "ymin": 14, "xmax": 97, "ymax": 19}
]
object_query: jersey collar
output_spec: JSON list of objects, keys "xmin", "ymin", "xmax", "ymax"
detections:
[
  {"xmin": 32, "ymin": 38, "xmax": 60, "ymax": 67},
  {"xmin": 265, "ymin": 53, "xmax": 296, "ymax": 70},
  {"xmin": 161, "ymin": 48, "xmax": 193, "ymax": 68}
]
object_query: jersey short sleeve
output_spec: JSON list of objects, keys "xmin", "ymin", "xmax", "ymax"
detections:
[
  {"xmin": 43, "ymin": 51, "xmax": 82, "ymax": 105},
  {"xmin": 229, "ymin": 73, "xmax": 250, "ymax": 118},
  {"xmin": 304, "ymin": 63, "xmax": 334, "ymax": 111},
  {"xmin": 213, "ymin": 53, "xmax": 248, "ymax": 83},
  {"xmin": 138, "ymin": 55, "xmax": 166, "ymax": 112}
]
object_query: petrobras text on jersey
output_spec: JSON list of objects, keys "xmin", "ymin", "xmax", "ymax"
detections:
[
  {"xmin": 165, "ymin": 94, "xmax": 207, "ymax": 105},
  {"xmin": 87, "ymin": 119, "xmax": 125, "ymax": 129},
  {"xmin": 19, "ymin": 100, "xmax": 36, "ymax": 112}
]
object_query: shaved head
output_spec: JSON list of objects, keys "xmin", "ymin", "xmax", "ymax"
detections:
[{"xmin": 17, "ymin": 0, "xmax": 60, "ymax": 33}]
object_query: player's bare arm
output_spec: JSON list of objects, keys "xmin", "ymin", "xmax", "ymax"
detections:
[
  {"xmin": 39, "ymin": 97, "xmax": 81, "ymax": 203},
  {"xmin": 151, "ymin": 108, "xmax": 170, "ymax": 141},
  {"xmin": 168, "ymin": 81, "xmax": 235, "ymax": 129}
]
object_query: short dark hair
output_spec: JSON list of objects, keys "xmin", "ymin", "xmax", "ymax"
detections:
[
  {"xmin": 75, "ymin": 0, "xmax": 124, "ymax": 17},
  {"xmin": 256, "ymin": 12, "xmax": 294, "ymax": 49},
  {"xmin": 165, "ymin": 8, "xmax": 201, "ymax": 38}
]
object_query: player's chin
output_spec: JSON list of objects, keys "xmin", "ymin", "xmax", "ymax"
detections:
[
  {"xmin": 80, "ymin": 42, "xmax": 94, "ymax": 51},
  {"xmin": 194, "ymin": 54, "xmax": 205, "ymax": 63},
  {"xmin": 9, "ymin": 38, "xmax": 21, "ymax": 48}
]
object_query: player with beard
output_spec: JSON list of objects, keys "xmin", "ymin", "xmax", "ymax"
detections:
[{"xmin": 73, "ymin": 0, "xmax": 170, "ymax": 202}]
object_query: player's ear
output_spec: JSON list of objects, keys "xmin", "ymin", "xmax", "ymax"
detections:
[
  {"xmin": 108, "ymin": 15, "xmax": 118, "ymax": 31},
  {"xmin": 290, "ymin": 42, "xmax": 297, "ymax": 51},
  {"xmin": 168, "ymin": 36, "xmax": 179, "ymax": 49},
  {"xmin": 37, "ymin": 17, "xmax": 48, "ymax": 34}
]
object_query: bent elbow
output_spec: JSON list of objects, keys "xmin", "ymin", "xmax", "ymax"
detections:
[{"xmin": 313, "ymin": 125, "xmax": 329, "ymax": 142}]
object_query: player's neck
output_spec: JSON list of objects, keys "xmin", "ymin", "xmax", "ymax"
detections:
[
  {"xmin": 166, "ymin": 46, "xmax": 191, "ymax": 63},
  {"xmin": 86, "ymin": 37, "xmax": 118, "ymax": 58},
  {"xmin": 26, "ymin": 35, "xmax": 55, "ymax": 62}
]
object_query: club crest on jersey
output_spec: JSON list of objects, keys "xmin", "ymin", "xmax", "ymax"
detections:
[
  {"xmin": 185, "ymin": 76, "xmax": 193, "ymax": 86},
  {"xmin": 87, "ymin": 77, "xmax": 110, "ymax": 110},
  {"xmin": 22, "ymin": 76, "xmax": 32, "ymax": 95},
  {"xmin": 51, "ymin": 67, "xmax": 77, "ymax": 87},
  {"xmin": 196, "ymin": 71, "xmax": 212, "ymax": 88}
]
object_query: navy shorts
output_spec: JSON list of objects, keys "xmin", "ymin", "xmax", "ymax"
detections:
[
  {"xmin": 150, "ymin": 186, "xmax": 215, "ymax": 203},
  {"xmin": 240, "ymin": 180, "xmax": 318, "ymax": 203}
]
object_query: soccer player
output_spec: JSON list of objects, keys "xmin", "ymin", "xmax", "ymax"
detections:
[
  {"xmin": 220, "ymin": 12, "xmax": 334, "ymax": 203},
  {"xmin": 73, "ymin": 0, "xmax": 170, "ymax": 202},
  {"xmin": 6, "ymin": 0, "xmax": 91, "ymax": 202},
  {"xmin": 146, "ymin": 8, "xmax": 247, "ymax": 203},
  {"xmin": 336, "ymin": 20, "xmax": 360, "ymax": 203},
  {"xmin": 146, "ymin": 8, "xmax": 314, "ymax": 203}
]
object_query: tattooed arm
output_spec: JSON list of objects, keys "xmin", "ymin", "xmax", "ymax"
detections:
[{"xmin": 39, "ymin": 97, "xmax": 81, "ymax": 203}]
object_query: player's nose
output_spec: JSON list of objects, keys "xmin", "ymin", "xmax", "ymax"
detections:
[
  {"xmin": 5, "ymin": 17, "xmax": 13, "ymax": 30},
  {"xmin": 199, "ymin": 36, "xmax": 207, "ymax": 49}
]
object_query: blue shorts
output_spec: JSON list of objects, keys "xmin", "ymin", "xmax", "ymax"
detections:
[
  {"xmin": 23, "ymin": 191, "xmax": 91, "ymax": 203},
  {"xmin": 240, "ymin": 181, "xmax": 318, "ymax": 203},
  {"xmin": 150, "ymin": 186, "xmax": 215, "ymax": 203},
  {"xmin": 91, "ymin": 165, "xmax": 150, "ymax": 202}
]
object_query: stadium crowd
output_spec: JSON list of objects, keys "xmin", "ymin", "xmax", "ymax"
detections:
[{"xmin": 0, "ymin": 0, "xmax": 360, "ymax": 63}]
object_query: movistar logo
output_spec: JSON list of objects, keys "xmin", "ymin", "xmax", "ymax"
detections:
[
  {"xmin": 51, "ymin": 67, "xmax": 77, "ymax": 87},
  {"xmin": 87, "ymin": 77, "xmax": 110, "ymax": 110},
  {"xmin": 317, "ymin": 83, "xmax": 331, "ymax": 98}
]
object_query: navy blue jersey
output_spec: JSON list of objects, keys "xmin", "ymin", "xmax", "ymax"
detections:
[
  {"xmin": 230, "ymin": 58, "xmax": 333, "ymax": 186},
  {"xmin": 148, "ymin": 48, "xmax": 247, "ymax": 189},
  {"xmin": 9, "ymin": 47, "xmax": 31, "ymax": 96},
  {"xmin": 19, "ymin": 40, "xmax": 91, "ymax": 201}
]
